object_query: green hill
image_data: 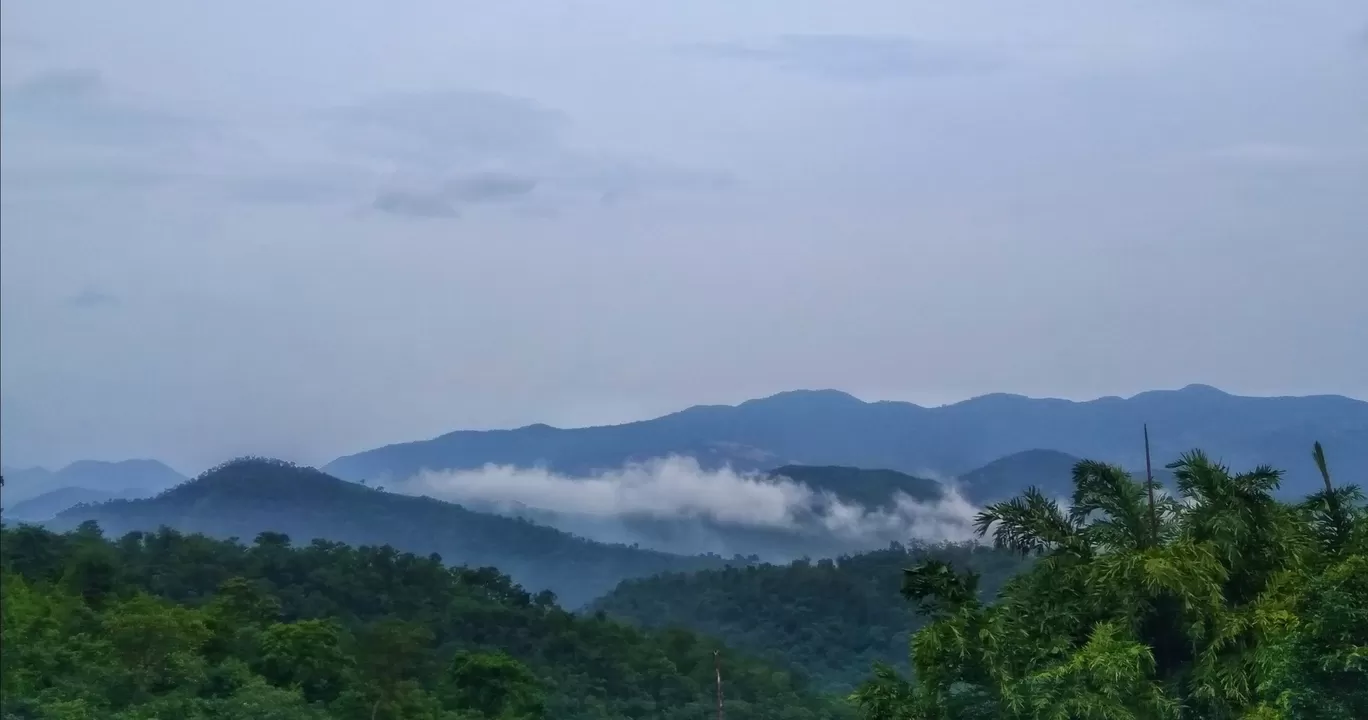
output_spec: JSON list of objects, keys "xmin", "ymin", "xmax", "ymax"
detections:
[
  {"xmin": 591, "ymin": 542, "xmax": 1030, "ymax": 693},
  {"xmin": 45, "ymin": 457, "xmax": 738, "ymax": 608}
]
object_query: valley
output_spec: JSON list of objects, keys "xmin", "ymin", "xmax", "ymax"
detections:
[{"xmin": 3, "ymin": 387, "xmax": 1365, "ymax": 718}]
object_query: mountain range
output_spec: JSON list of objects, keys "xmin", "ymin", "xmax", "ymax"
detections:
[
  {"xmin": 10, "ymin": 385, "xmax": 1363, "ymax": 549},
  {"xmin": 1, "ymin": 459, "xmax": 186, "ymax": 507},
  {"xmin": 326, "ymin": 385, "xmax": 1365, "ymax": 497},
  {"xmin": 2, "ymin": 485, "xmax": 154, "ymax": 523}
]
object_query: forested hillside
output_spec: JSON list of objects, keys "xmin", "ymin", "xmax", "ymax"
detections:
[
  {"xmin": 0, "ymin": 522, "xmax": 849, "ymax": 720},
  {"xmin": 593, "ymin": 542, "xmax": 1029, "ymax": 693},
  {"xmin": 46, "ymin": 458, "xmax": 737, "ymax": 608},
  {"xmin": 767, "ymin": 465, "xmax": 945, "ymax": 507},
  {"xmin": 851, "ymin": 445, "xmax": 1367, "ymax": 719}
]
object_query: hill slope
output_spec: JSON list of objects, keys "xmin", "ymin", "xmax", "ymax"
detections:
[
  {"xmin": 768, "ymin": 465, "xmax": 946, "ymax": 507},
  {"xmin": 591, "ymin": 543, "xmax": 1030, "ymax": 693},
  {"xmin": 44, "ymin": 458, "xmax": 735, "ymax": 608},
  {"xmin": 2, "ymin": 486, "xmax": 151, "ymax": 522},
  {"xmin": 954, "ymin": 449, "xmax": 1084, "ymax": 504},
  {"xmin": 324, "ymin": 385, "xmax": 1367, "ymax": 497}
]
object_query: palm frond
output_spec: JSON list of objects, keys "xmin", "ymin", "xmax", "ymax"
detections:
[
  {"xmin": 974, "ymin": 487, "xmax": 1083, "ymax": 558},
  {"xmin": 902, "ymin": 560, "xmax": 981, "ymax": 618},
  {"xmin": 1070, "ymin": 460, "xmax": 1156, "ymax": 551}
]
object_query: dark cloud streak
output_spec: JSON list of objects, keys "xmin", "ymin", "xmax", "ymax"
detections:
[
  {"xmin": 3, "ymin": 69, "xmax": 204, "ymax": 147},
  {"xmin": 371, "ymin": 190, "xmax": 460, "ymax": 219},
  {"xmin": 68, "ymin": 289, "xmax": 120, "ymax": 309},
  {"xmin": 684, "ymin": 34, "xmax": 1001, "ymax": 81}
]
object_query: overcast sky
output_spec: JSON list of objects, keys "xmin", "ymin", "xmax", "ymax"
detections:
[{"xmin": 3, "ymin": 0, "xmax": 1366, "ymax": 473}]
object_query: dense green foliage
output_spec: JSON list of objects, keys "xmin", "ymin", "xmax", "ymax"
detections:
[
  {"xmin": 593, "ymin": 543, "xmax": 1028, "ymax": 693},
  {"xmin": 47, "ymin": 458, "xmax": 738, "ymax": 608},
  {"xmin": 851, "ymin": 445, "xmax": 1368, "ymax": 719},
  {"xmin": 0, "ymin": 522, "xmax": 850, "ymax": 720}
]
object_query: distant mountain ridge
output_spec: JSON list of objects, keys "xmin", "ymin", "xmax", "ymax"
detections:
[
  {"xmin": 2, "ymin": 486, "xmax": 152, "ymax": 523},
  {"xmin": 326, "ymin": 385, "xmax": 1367, "ymax": 497},
  {"xmin": 1, "ymin": 459, "xmax": 186, "ymax": 505}
]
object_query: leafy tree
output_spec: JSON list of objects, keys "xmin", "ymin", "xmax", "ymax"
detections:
[
  {"xmin": 444, "ymin": 651, "xmax": 546, "ymax": 719},
  {"xmin": 254, "ymin": 619, "xmax": 353, "ymax": 704},
  {"xmin": 592, "ymin": 542, "xmax": 1028, "ymax": 692}
]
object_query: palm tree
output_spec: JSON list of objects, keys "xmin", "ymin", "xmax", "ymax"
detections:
[{"xmin": 1301, "ymin": 442, "xmax": 1364, "ymax": 558}]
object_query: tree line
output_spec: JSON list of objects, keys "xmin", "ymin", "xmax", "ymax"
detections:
[{"xmin": 0, "ymin": 521, "xmax": 849, "ymax": 720}]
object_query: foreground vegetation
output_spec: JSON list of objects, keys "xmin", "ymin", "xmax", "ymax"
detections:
[
  {"xmin": 852, "ymin": 444, "xmax": 1367, "ymax": 719},
  {"xmin": 0, "ymin": 522, "xmax": 848, "ymax": 720},
  {"xmin": 594, "ymin": 542, "xmax": 1029, "ymax": 693}
]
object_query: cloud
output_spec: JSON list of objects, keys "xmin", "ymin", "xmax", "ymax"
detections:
[
  {"xmin": 2, "ymin": 69, "xmax": 204, "ymax": 148},
  {"xmin": 319, "ymin": 89, "xmax": 730, "ymax": 218},
  {"xmin": 684, "ymin": 34, "xmax": 1000, "ymax": 81},
  {"xmin": 9, "ymin": 68, "xmax": 103, "ymax": 103},
  {"xmin": 0, "ymin": 68, "xmax": 221, "ymax": 196},
  {"xmin": 401, "ymin": 455, "xmax": 982, "ymax": 556},
  {"xmin": 1, "ymin": 75, "xmax": 727, "ymax": 219},
  {"xmin": 445, "ymin": 171, "xmax": 539, "ymax": 203},
  {"xmin": 220, "ymin": 169, "xmax": 372, "ymax": 206},
  {"xmin": 327, "ymin": 90, "xmax": 566, "ymax": 170},
  {"xmin": 365, "ymin": 171, "xmax": 543, "ymax": 219},
  {"xmin": 370, "ymin": 189, "xmax": 460, "ymax": 219},
  {"xmin": 68, "ymin": 289, "xmax": 120, "ymax": 309}
]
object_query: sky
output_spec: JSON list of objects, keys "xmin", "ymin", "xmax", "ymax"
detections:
[{"xmin": 2, "ymin": 0, "xmax": 1366, "ymax": 474}]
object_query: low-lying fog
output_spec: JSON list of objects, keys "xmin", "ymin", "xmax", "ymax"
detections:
[{"xmin": 399, "ymin": 455, "xmax": 983, "ymax": 560}]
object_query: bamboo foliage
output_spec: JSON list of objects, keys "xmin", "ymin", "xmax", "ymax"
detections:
[{"xmin": 851, "ymin": 443, "xmax": 1368, "ymax": 720}]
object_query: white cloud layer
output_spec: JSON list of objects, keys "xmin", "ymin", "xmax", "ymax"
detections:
[{"xmin": 402, "ymin": 455, "xmax": 982, "ymax": 557}]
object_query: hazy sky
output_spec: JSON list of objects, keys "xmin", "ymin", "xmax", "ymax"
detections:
[{"xmin": 3, "ymin": 0, "xmax": 1366, "ymax": 473}]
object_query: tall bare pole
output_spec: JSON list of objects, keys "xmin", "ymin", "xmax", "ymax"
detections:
[
  {"xmin": 714, "ymin": 650, "xmax": 725, "ymax": 720},
  {"xmin": 1313, "ymin": 441, "xmax": 1334, "ymax": 495},
  {"xmin": 1144, "ymin": 424, "xmax": 1158, "ymax": 543}
]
